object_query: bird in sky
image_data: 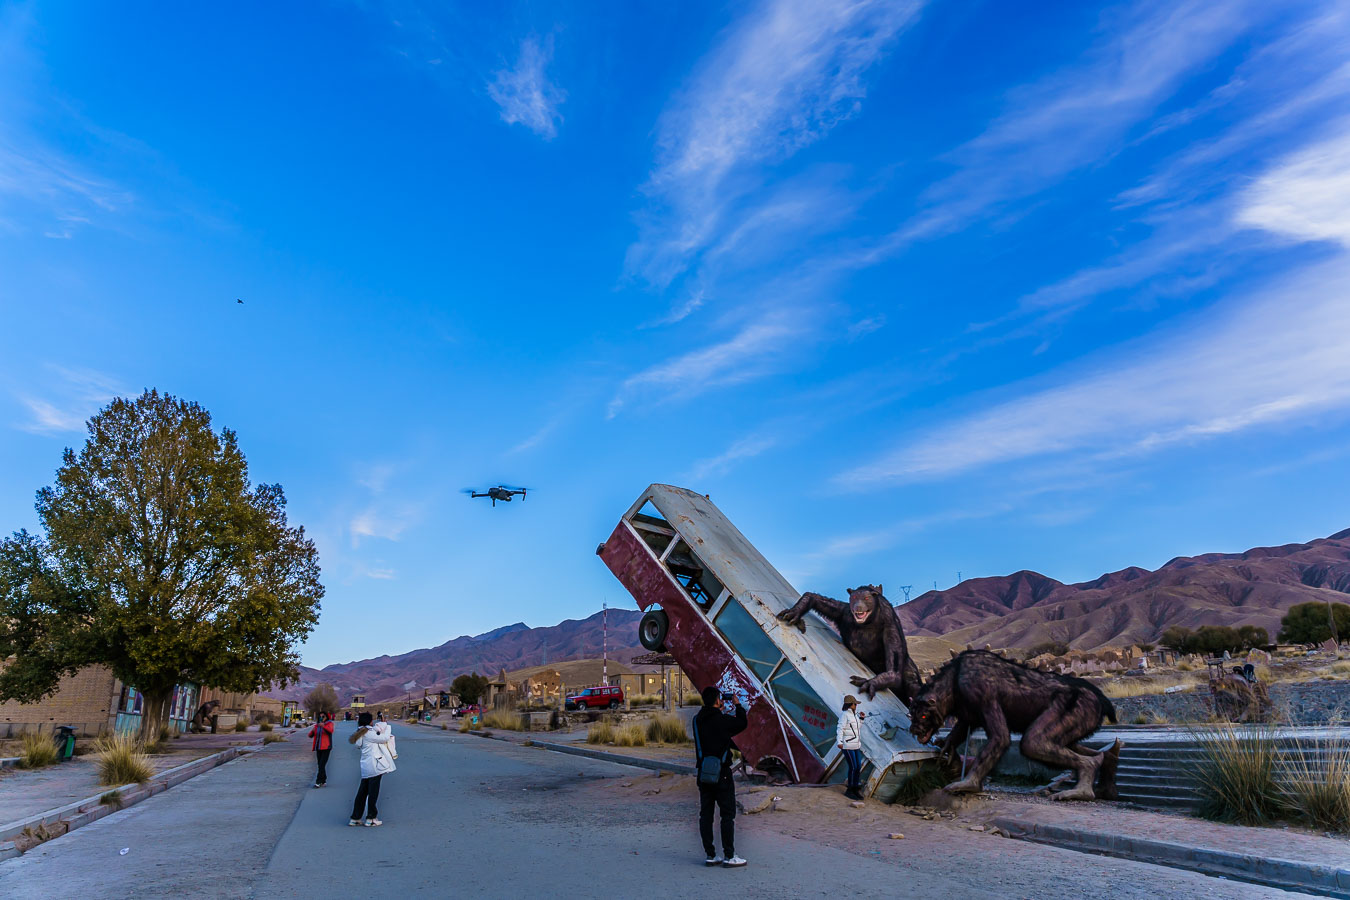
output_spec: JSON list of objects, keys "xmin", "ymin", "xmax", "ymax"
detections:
[{"xmin": 236, "ymin": 299, "xmax": 243, "ymax": 304}]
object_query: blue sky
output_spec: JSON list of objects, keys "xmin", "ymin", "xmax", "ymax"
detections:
[{"xmin": 3, "ymin": 1, "xmax": 1350, "ymax": 668}]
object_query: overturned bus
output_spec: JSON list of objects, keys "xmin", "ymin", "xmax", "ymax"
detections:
[{"xmin": 597, "ymin": 484, "xmax": 935, "ymax": 801}]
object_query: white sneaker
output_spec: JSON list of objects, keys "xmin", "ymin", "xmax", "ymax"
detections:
[
  {"xmin": 705, "ymin": 855, "xmax": 724, "ymax": 866},
  {"xmin": 348, "ymin": 819, "xmax": 362, "ymax": 827},
  {"xmin": 365, "ymin": 818, "xmax": 382, "ymax": 827},
  {"xmin": 723, "ymin": 856, "xmax": 747, "ymax": 868}
]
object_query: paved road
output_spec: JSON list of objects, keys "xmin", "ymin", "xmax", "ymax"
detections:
[{"xmin": 0, "ymin": 723, "xmax": 1296, "ymax": 898}]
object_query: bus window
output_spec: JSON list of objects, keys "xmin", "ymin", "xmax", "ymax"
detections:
[
  {"xmin": 712, "ymin": 599, "xmax": 782, "ymax": 681},
  {"xmin": 768, "ymin": 662, "xmax": 838, "ymax": 757},
  {"xmin": 665, "ymin": 540, "xmax": 725, "ymax": 608},
  {"xmin": 631, "ymin": 501, "xmax": 676, "ymax": 557}
]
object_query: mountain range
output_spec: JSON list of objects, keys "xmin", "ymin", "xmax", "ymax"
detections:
[
  {"xmin": 279, "ymin": 528, "xmax": 1350, "ymax": 701},
  {"xmin": 269, "ymin": 610, "xmax": 644, "ymax": 704},
  {"xmin": 897, "ymin": 528, "xmax": 1350, "ymax": 651}
]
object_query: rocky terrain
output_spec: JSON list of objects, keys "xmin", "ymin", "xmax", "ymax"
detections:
[{"xmin": 897, "ymin": 528, "xmax": 1350, "ymax": 652}]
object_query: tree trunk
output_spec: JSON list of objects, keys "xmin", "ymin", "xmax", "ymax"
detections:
[{"xmin": 138, "ymin": 686, "xmax": 173, "ymax": 744}]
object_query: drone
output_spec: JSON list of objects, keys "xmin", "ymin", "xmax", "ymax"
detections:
[{"xmin": 464, "ymin": 485, "xmax": 528, "ymax": 506}]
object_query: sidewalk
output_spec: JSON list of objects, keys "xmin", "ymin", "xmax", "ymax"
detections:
[
  {"xmin": 0, "ymin": 736, "xmax": 312, "ymax": 900},
  {"xmin": 0, "ymin": 742, "xmax": 243, "ymax": 822},
  {"xmin": 977, "ymin": 792, "xmax": 1350, "ymax": 895}
]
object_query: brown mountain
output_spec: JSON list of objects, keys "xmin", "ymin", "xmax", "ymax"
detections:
[
  {"xmin": 269, "ymin": 608, "xmax": 644, "ymax": 704},
  {"xmin": 897, "ymin": 528, "xmax": 1350, "ymax": 652}
]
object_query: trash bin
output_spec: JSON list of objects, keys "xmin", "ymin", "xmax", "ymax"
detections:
[{"xmin": 55, "ymin": 725, "xmax": 77, "ymax": 762}]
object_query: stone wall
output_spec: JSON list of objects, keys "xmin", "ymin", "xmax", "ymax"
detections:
[{"xmin": 1114, "ymin": 680, "xmax": 1350, "ymax": 725}]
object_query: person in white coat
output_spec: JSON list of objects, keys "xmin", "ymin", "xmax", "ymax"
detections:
[
  {"xmin": 349, "ymin": 712, "xmax": 395, "ymax": 826},
  {"xmin": 838, "ymin": 695, "xmax": 865, "ymax": 801}
]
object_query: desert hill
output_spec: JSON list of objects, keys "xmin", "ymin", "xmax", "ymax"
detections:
[
  {"xmin": 270, "ymin": 609, "xmax": 644, "ymax": 704},
  {"xmin": 897, "ymin": 528, "xmax": 1350, "ymax": 652}
]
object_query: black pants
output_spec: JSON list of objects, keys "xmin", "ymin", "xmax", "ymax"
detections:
[
  {"xmin": 698, "ymin": 777, "xmax": 735, "ymax": 858},
  {"xmin": 843, "ymin": 748, "xmax": 863, "ymax": 790},
  {"xmin": 314, "ymin": 748, "xmax": 330, "ymax": 785},
  {"xmin": 351, "ymin": 774, "xmax": 382, "ymax": 820}
]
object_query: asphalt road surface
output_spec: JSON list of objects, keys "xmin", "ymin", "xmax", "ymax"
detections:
[{"xmin": 0, "ymin": 723, "xmax": 1297, "ymax": 898}]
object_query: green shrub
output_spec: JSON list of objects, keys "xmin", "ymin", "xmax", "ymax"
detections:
[
  {"xmin": 893, "ymin": 758, "xmax": 957, "ymax": 805},
  {"xmin": 17, "ymin": 731, "xmax": 58, "ymax": 769},
  {"xmin": 586, "ymin": 721, "xmax": 617, "ymax": 744},
  {"xmin": 645, "ymin": 714, "xmax": 689, "ymax": 744},
  {"xmin": 95, "ymin": 736, "xmax": 154, "ymax": 786},
  {"xmin": 233, "ymin": 720, "xmax": 249, "ymax": 733},
  {"xmin": 259, "ymin": 722, "xmax": 273, "ymax": 732},
  {"xmin": 615, "ymin": 724, "xmax": 646, "ymax": 747},
  {"xmin": 99, "ymin": 789, "xmax": 124, "ymax": 808}
]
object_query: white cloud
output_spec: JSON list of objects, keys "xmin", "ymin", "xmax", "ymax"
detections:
[
  {"xmin": 900, "ymin": 0, "xmax": 1260, "ymax": 241},
  {"xmin": 14, "ymin": 366, "xmax": 121, "ymax": 434},
  {"xmin": 487, "ymin": 36, "xmax": 565, "ymax": 140},
  {"xmin": 607, "ymin": 311, "xmax": 807, "ymax": 417},
  {"xmin": 627, "ymin": 0, "xmax": 921, "ymax": 287},
  {"xmin": 349, "ymin": 508, "xmax": 413, "ymax": 546},
  {"xmin": 1236, "ymin": 125, "xmax": 1350, "ymax": 247},
  {"xmin": 687, "ymin": 434, "xmax": 780, "ymax": 482},
  {"xmin": 837, "ymin": 258, "xmax": 1350, "ymax": 486}
]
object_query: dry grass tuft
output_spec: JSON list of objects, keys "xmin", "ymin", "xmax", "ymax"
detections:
[
  {"xmin": 1100, "ymin": 671, "xmax": 1201, "ymax": 698},
  {"xmin": 458, "ymin": 716, "xmax": 474, "ymax": 733},
  {"xmin": 94, "ymin": 735, "xmax": 154, "ymax": 786},
  {"xmin": 645, "ymin": 714, "xmax": 689, "ymax": 744},
  {"xmin": 586, "ymin": 721, "xmax": 617, "ymax": 744},
  {"xmin": 17, "ymin": 731, "xmax": 58, "ymax": 769},
  {"xmin": 615, "ymin": 724, "xmax": 647, "ymax": 747},
  {"xmin": 263, "ymin": 733, "xmax": 287, "ymax": 744},
  {"xmin": 1280, "ymin": 737, "xmax": 1350, "ymax": 833},
  {"xmin": 1191, "ymin": 725, "xmax": 1283, "ymax": 825},
  {"xmin": 481, "ymin": 710, "xmax": 524, "ymax": 731}
]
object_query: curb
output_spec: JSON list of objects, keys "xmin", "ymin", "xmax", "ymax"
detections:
[
  {"xmin": 0, "ymin": 746, "xmax": 252, "ymax": 861},
  {"xmin": 0, "ymin": 757, "xmax": 18, "ymax": 770},
  {"xmin": 464, "ymin": 729, "xmax": 695, "ymax": 776},
  {"xmin": 991, "ymin": 816, "xmax": 1350, "ymax": 898}
]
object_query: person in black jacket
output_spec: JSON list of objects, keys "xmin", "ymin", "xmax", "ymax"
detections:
[{"xmin": 693, "ymin": 685, "xmax": 748, "ymax": 867}]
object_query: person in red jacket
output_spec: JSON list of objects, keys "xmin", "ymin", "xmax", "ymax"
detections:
[{"xmin": 309, "ymin": 713, "xmax": 335, "ymax": 787}]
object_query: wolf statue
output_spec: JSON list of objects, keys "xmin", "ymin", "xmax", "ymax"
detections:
[
  {"xmin": 776, "ymin": 584, "xmax": 922, "ymax": 704},
  {"xmin": 908, "ymin": 650, "xmax": 1121, "ymax": 801}
]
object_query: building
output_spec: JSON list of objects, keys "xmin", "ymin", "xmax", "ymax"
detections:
[{"xmin": 0, "ymin": 662, "xmax": 200, "ymax": 738}]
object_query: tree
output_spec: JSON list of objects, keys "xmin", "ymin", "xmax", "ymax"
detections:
[
  {"xmin": 451, "ymin": 672, "xmax": 489, "ymax": 705},
  {"xmin": 1161, "ymin": 626, "xmax": 1194, "ymax": 652},
  {"xmin": 304, "ymin": 683, "xmax": 340, "ymax": 719},
  {"xmin": 1279, "ymin": 601, "xmax": 1350, "ymax": 645},
  {"xmin": 1137, "ymin": 644, "xmax": 1155, "ymax": 653},
  {"xmin": 0, "ymin": 391, "xmax": 323, "ymax": 741},
  {"xmin": 1236, "ymin": 625, "xmax": 1270, "ymax": 650},
  {"xmin": 1026, "ymin": 640, "xmax": 1070, "ymax": 658},
  {"xmin": 1157, "ymin": 624, "xmax": 1265, "ymax": 656}
]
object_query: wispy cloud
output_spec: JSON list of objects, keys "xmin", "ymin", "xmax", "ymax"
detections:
[
  {"xmin": 607, "ymin": 311, "xmax": 808, "ymax": 418},
  {"xmin": 627, "ymin": 0, "xmax": 921, "ymax": 289},
  {"xmin": 837, "ymin": 258, "xmax": 1350, "ymax": 487},
  {"xmin": 900, "ymin": 0, "xmax": 1262, "ymax": 242},
  {"xmin": 14, "ymin": 366, "xmax": 121, "ymax": 434},
  {"xmin": 487, "ymin": 36, "xmax": 565, "ymax": 140},
  {"xmin": 686, "ymin": 434, "xmax": 780, "ymax": 482}
]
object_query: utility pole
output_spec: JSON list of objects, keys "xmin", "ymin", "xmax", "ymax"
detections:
[
  {"xmin": 958, "ymin": 571, "xmax": 962, "ymax": 583},
  {"xmin": 900, "ymin": 585, "xmax": 912, "ymax": 603},
  {"xmin": 602, "ymin": 601, "xmax": 608, "ymax": 686}
]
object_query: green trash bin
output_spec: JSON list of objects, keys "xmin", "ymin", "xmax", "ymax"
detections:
[{"xmin": 55, "ymin": 725, "xmax": 77, "ymax": 762}]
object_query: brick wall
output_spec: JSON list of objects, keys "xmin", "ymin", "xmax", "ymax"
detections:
[{"xmin": 0, "ymin": 662, "xmax": 120, "ymax": 738}]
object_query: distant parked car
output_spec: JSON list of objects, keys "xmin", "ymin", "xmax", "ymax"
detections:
[
  {"xmin": 566, "ymin": 685, "xmax": 624, "ymax": 710},
  {"xmin": 453, "ymin": 704, "xmax": 481, "ymax": 718}
]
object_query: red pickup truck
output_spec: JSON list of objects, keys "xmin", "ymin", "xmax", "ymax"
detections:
[{"xmin": 566, "ymin": 685, "xmax": 624, "ymax": 710}]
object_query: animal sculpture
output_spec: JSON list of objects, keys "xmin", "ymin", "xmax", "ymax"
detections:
[
  {"xmin": 908, "ymin": 650, "xmax": 1120, "ymax": 801},
  {"xmin": 776, "ymin": 584, "xmax": 922, "ymax": 704}
]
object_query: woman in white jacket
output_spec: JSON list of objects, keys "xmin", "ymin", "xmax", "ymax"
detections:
[
  {"xmin": 349, "ymin": 712, "xmax": 395, "ymax": 826},
  {"xmin": 837, "ymin": 695, "xmax": 865, "ymax": 801}
]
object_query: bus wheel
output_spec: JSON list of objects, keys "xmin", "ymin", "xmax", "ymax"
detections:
[{"xmin": 639, "ymin": 609, "xmax": 669, "ymax": 652}]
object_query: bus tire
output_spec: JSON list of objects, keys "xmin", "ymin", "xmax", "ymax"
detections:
[{"xmin": 639, "ymin": 609, "xmax": 669, "ymax": 652}]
